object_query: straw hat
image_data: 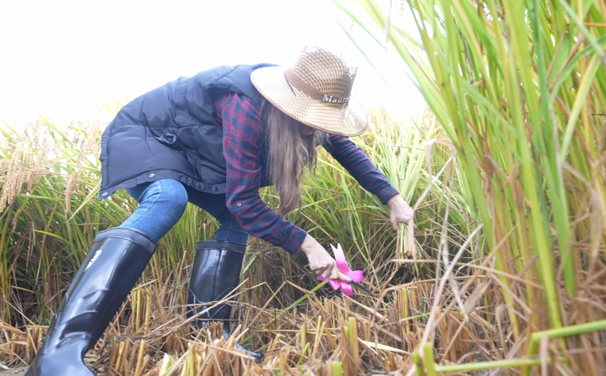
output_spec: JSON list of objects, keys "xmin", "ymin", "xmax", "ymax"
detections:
[{"xmin": 251, "ymin": 45, "xmax": 368, "ymax": 137}]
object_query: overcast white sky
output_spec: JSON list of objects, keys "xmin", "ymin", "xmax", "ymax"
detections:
[{"xmin": 0, "ymin": 0, "xmax": 424, "ymax": 128}]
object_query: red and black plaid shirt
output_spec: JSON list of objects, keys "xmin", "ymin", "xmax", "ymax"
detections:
[{"xmin": 215, "ymin": 93, "xmax": 399, "ymax": 253}]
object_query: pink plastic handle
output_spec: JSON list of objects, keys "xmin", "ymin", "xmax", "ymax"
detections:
[{"xmin": 317, "ymin": 244, "xmax": 364, "ymax": 297}]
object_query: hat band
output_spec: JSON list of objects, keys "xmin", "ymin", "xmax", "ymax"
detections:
[{"xmin": 284, "ymin": 69, "xmax": 350, "ymax": 104}]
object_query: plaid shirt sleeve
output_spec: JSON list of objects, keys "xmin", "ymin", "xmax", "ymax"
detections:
[
  {"xmin": 216, "ymin": 93, "xmax": 307, "ymax": 254},
  {"xmin": 325, "ymin": 134, "xmax": 399, "ymax": 205}
]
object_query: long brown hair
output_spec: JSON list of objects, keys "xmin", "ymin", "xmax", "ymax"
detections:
[{"xmin": 261, "ymin": 99, "xmax": 327, "ymax": 215}]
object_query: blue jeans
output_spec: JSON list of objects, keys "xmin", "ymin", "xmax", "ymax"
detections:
[{"xmin": 119, "ymin": 179, "xmax": 249, "ymax": 244}]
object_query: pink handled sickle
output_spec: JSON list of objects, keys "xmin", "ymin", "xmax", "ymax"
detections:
[{"xmin": 317, "ymin": 244, "xmax": 373, "ymax": 297}]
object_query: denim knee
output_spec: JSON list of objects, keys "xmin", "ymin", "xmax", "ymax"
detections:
[
  {"xmin": 151, "ymin": 179, "xmax": 188, "ymax": 217},
  {"xmin": 121, "ymin": 180, "xmax": 190, "ymax": 242}
]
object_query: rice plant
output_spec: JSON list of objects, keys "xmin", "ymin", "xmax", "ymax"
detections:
[
  {"xmin": 335, "ymin": 0, "xmax": 606, "ymax": 374},
  {"xmin": 0, "ymin": 104, "xmax": 467, "ymax": 374}
]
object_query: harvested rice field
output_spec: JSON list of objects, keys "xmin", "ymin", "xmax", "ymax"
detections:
[{"xmin": 2, "ymin": 0, "xmax": 606, "ymax": 375}]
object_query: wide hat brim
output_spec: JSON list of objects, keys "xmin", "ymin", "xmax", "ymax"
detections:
[{"xmin": 251, "ymin": 66, "xmax": 368, "ymax": 137}]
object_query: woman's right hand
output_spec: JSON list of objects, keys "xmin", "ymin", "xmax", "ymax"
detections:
[{"xmin": 299, "ymin": 234, "xmax": 339, "ymax": 279}]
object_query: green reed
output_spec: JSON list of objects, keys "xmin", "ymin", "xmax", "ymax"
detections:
[{"xmin": 335, "ymin": 0, "xmax": 606, "ymax": 374}]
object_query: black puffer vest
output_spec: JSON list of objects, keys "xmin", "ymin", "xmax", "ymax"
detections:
[{"xmin": 98, "ymin": 64, "xmax": 274, "ymax": 200}]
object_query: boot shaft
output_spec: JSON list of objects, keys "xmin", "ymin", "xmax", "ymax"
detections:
[
  {"xmin": 186, "ymin": 241, "xmax": 264, "ymax": 363},
  {"xmin": 41, "ymin": 228, "xmax": 157, "ymax": 355},
  {"xmin": 187, "ymin": 241, "xmax": 246, "ymax": 325}
]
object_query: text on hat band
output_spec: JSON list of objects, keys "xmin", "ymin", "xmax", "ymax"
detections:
[{"xmin": 284, "ymin": 69, "xmax": 350, "ymax": 104}]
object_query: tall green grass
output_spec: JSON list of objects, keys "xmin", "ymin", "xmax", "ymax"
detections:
[{"xmin": 335, "ymin": 0, "xmax": 606, "ymax": 374}]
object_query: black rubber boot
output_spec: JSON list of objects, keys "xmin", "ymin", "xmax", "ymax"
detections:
[
  {"xmin": 25, "ymin": 227, "xmax": 157, "ymax": 376},
  {"xmin": 187, "ymin": 240, "xmax": 264, "ymax": 363}
]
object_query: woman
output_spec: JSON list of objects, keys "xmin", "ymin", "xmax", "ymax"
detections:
[{"xmin": 26, "ymin": 45, "xmax": 414, "ymax": 375}]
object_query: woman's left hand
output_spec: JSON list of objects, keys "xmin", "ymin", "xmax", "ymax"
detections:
[{"xmin": 386, "ymin": 194, "xmax": 414, "ymax": 230}]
